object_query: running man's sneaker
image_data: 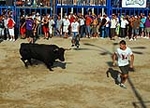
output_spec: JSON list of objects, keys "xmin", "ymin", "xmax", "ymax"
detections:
[
  {"xmin": 133, "ymin": 38, "xmax": 137, "ymax": 41},
  {"xmin": 120, "ymin": 83, "xmax": 127, "ymax": 89},
  {"xmin": 129, "ymin": 38, "xmax": 133, "ymax": 41},
  {"xmin": 9, "ymin": 38, "xmax": 12, "ymax": 41},
  {"xmin": 117, "ymin": 74, "xmax": 121, "ymax": 83}
]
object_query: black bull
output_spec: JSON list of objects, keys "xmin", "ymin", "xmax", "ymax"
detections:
[{"xmin": 19, "ymin": 43, "xmax": 66, "ymax": 71}]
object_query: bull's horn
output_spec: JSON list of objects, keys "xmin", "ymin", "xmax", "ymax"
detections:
[{"xmin": 64, "ymin": 48, "xmax": 71, "ymax": 50}]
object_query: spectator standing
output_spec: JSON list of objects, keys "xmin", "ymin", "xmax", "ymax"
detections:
[
  {"xmin": 115, "ymin": 14, "xmax": 121, "ymax": 37},
  {"xmin": 144, "ymin": 15, "xmax": 150, "ymax": 39},
  {"xmin": 120, "ymin": 16, "xmax": 129, "ymax": 39},
  {"xmin": 97, "ymin": 14, "xmax": 102, "ymax": 37},
  {"xmin": 68, "ymin": 12, "xmax": 76, "ymax": 35},
  {"xmin": 20, "ymin": 15, "xmax": 26, "ymax": 39},
  {"xmin": 112, "ymin": 40, "xmax": 134, "ymax": 88},
  {"xmin": 42, "ymin": 15, "xmax": 49, "ymax": 39},
  {"xmin": 55, "ymin": 15, "xmax": 62, "ymax": 37},
  {"xmin": 127, "ymin": 15, "xmax": 134, "ymax": 40},
  {"xmin": 33, "ymin": 18, "xmax": 38, "ymax": 39},
  {"xmin": 22, "ymin": 14, "xmax": 35, "ymax": 43},
  {"xmin": 139, "ymin": 14, "xmax": 146, "ymax": 38},
  {"xmin": 35, "ymin": 12, "xmax": 41, "ymax": 38},
  {"xmin": 48, "ymin": 16, "xmax": 55, "ymax": 38},
  {"xmin": 79, "ymin": 15, "xmax": 85, "ymax": 38},
  {"xmin": 85, "ymin": 14, "xmax": 93, "ymax": 38},
  {"xmin": 130, "ymin": 16, "xmax": 140, "ymax": 41},
  {"xmin": 7, "ymin": 15, "xmax": 16, "ymax": 42},
  {"xmin": 62, "ymin": 16, "xmax": 70, "ymax": 38},
  {"xmin": 100, "ymin": 14, "xmax": 107, "ymax": 38},
  {"xmin": 0, "ymin": 15, "xmax": 5, "ymax": 39},
  {"xmin": 110, "ymin": 14, "xmax": 118, "ymax": 40},
  {"xmin": 91, "ymin": 14, "xmax": 98, "ymax": 38},
  {"xmin": 3, "ymin": 15, "xmax": 9, "ymax": 40},
  {"xmin": 105, "ymin": 14, "xmax": 110, "ymax": 38}
]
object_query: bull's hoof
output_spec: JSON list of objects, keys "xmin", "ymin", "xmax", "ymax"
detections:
[
  {"xmin": 25, "ymin": 64, "xmax": 28, "ymax": 68},
  {"xmin": 29, "ymin": 63, "xmax": 33, "ymax": 66},
  {"xmin": 49, "ymin": 69, "xmax": 53, "ymax": 71}
]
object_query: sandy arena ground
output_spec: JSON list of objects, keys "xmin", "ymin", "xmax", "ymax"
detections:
[{"xmin": 0, "ymin": 37, "xmax": 150, "ymax": 108}]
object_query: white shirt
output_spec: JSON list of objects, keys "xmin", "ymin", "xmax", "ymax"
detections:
[
  {"xmin": 115, "ymin": 47, "xmax": 133, "ymax": 66},
  {"xmin": 36, "ymin": 16, "xmax": 41, "ymax": 24},
  {"xmin": 121, "ymin": 18, "xmax": 129, "ymax": 28},
  {"xmin": 79, "ymin": 18, "xmax": 85, "ymax": 26},
  {"xmin": 48, "ymin": 19, "xmax": 55, "ymax": 28},
  {"xmin": 110, "ymin": 18, "xmax": 118, "ymax": 28},
  {"xmin": 4, "ymin": 18, "xmax": 8, "ymax": 28},
  {"xmin": 63, "ymin": 18, "xmax": 70, "ymax": 26},
  {"xmin": 105, "ymin": 17, "xmax": 110, "ymax": 27},
  {"xmin": 71, "ymin": 21, "xmax": 79, "ymax": 32}
]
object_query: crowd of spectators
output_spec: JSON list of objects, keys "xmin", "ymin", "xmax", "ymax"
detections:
[
  {"xmin": 0, "ymin": 9, "xmax": 16, "ymax": 42},
  {"xmin": 1, "ymin": 8, "xmax": 150, "ymax": 44},
  {"xmin": 14, "ymin": 0, "xmax": 150, "ymax": 8},
  {"xmin": 16, "ymin": 0, "xmax": 50, "ymax": 7},
  {"xmin": 16, "ymin": 0, "xmax": 107, "ymax": 6},
  {"xmin": 1, "ymin": 0, "xmax": 150, "ymax": 8},
  {"xmin": 57, "ymin": 0, "xmax": 106, "ymax": 6}
]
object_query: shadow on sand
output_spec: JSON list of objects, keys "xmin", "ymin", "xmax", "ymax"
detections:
[
  {"xmin": 106, "ymin": 68, "xmax": 121, "ymax": 85},
  {"xmin": 24, "ymin": 59, "xmax": 67, "ymax": 70}
]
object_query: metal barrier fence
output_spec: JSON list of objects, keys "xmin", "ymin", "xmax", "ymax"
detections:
[
  {"xmin": 56, "ymin": 0, "xmax": 150, "ymax": 16},
  {"xmin": 0, "ymin": 0, "xmax": 150, "ymax": 17}
]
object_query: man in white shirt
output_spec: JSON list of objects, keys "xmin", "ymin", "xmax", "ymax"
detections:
[
  {"xmin": 112, "ymin": 40, "xmax": 134, "ymax": 88},
  {"xmin": 110, "ymin": 14, "xmax": 118, "ymax": 40},
  {"xmin": 120, "ymin": 16, "xmax": 129, "ymax": 39},
  {"xmin": 71, "ymin": 18, "xmax": 79, "ymax": 47}
]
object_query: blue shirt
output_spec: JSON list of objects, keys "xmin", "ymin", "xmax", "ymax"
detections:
[
  {"xmin": 140, "ymin": 17, "xmax": 146, "ymax": 27},
  {"xmin": 26, "ymin": 18, "xmax": 34, "ymax": 30}
]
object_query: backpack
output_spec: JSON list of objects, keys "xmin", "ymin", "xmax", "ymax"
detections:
[{"xmin": 7, "ymin": 18, "xmax": 15, "ymax": 28}]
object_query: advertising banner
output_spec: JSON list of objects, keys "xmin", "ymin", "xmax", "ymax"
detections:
[{"xmin": 122, "ymin": 0, "xmax": 146, "ymax": 8}]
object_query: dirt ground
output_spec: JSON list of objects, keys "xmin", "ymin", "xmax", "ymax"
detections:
[{"xmin": 0, "ymin": 37, "xmax": 150, "ymax": 108}]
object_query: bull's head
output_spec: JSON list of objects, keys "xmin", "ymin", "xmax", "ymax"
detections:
[{"xmin": 54, "ymin": 48, "xmax": 65, "ymax": 61}]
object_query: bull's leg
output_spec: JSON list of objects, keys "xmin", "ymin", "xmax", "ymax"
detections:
[
  {"xmin": 27, "ymin": 58, "xmax": 32, "ymax": 66},
  {"xmin": 21, "ymin": 58, "xmax": 28, "ymax": 68},
  {"xmin": 45, "ymin": 62, "xmax": 53, "ymax": 71}
]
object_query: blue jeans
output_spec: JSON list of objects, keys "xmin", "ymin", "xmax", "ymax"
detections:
[
  {"xmin": 79, "ymin": 25, "xmax": 85, "ymax": 37},
  {"xmin": 105, "ymin": 27, "xmax": 110, "ymax": 38},
  {"xmin": 85, "ymin": 25, "xmax": 91, "ymax": 36},
  {"xmin": 132, "ymin": 28, "xmax": 139, "ymax": 35},
  {"xmin": 101, "ymin": 26, "xmax": 105, "ymax": 38},
  {"xmin": 72, "ymin": 32, "xmax": 78, "ymax": 40}
]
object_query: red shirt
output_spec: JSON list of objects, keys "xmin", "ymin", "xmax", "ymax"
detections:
[{"xmin": 85, "ymin": 16, "xmax": 93, "ymax": 26}]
